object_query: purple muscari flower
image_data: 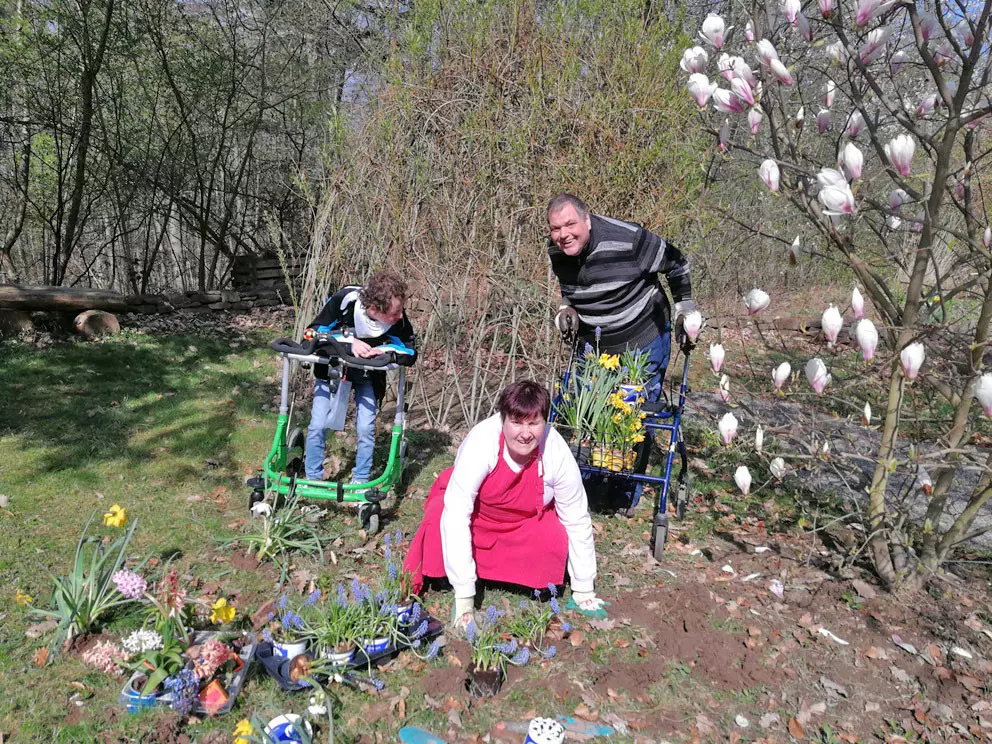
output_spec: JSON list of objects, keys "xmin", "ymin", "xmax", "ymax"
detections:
[
  {"xmin": 112, "ymin": 569, "xmax": 147, "ymax": 600},
  {"xmin": 425, "ymin": 639, "xmax": 440, "ymax": 661},
  {"xmin": 496, "ymin": 639, "xmax": 518, "ymax": 655},
  {"xmin": 465, "ymin": 620, "xmax": 477, "ymax": 644},
  {"xmin": 409, "ymin": 602, "xmax": 422, "ymax": 623},
  {"xmin": 278, "ymin": 595, "xmax": 289, "ymax": 610},
  {"xmin": 511, "ymin": 647, "xmax": 531, "ymax": 666},
  {"xmin": 484, "ymin": 605, "xmax": 500, "ymax": 626},
  {"xmin": 303, "ymin": 589, "xmax": 321, "ymax": 607},
  {"xmin": 262, "ymin": 628, "xmax": 273, "ymax": 643},
  {"xmin": 267, "ymin": 612, "xmax": 275, "ymax": 622},
  {"xmin": 293, "ymin": 615, "xmax": 304, "ymax": 630},
  {"xmin": 336, "ymin": 584, "xmax": 348, "ymax": 605},
  {"xmin": 388, "ymin": 562, "xmax": 397, "ymax": 581},
  {"xmin": 519, "ymin": 600, "xmax": 529, "ymax": 609},
  {"xmin": 394, "ymin": 529, "xmax": 403, "ymax": 544},
  {"xmin": 410, "ymin": 619, "xmax": 429, "ymax": 639},
  {"xmin": 351, "ymin": 578, "xmax": 361, "ymax": 600},
  {"xmin": 384, "ymin": 546, "xmax": 392, "ymax": 561},
  {"xmin": 547, "ymin": 583, "xmax": 558, "ymax": 597},
  {"xmin": 532, "ymin": 589, "xmax": 541, "ymax": 599},
  {"xmin": 561, "ymin": 622, "xmax": 572, "ymax": 634},
  {"xmin": 282, "ymin": 611, "xmax": 298, "ymax": 631},
  {"xmin": 583, "ymin": 342, "xmax": 593, "ymax": 357},
  {"xmin": 545, "ymin": 645, "xmax": 557, "ymax": 659},
  {"xmin": 383, "ymin": 532, "xmax": 391, "ymax": 547},
  {"xmin": 371, "ymin": 676, "xmax": 385, "ymax": 691},
  {"xmin": 550, "ymin": 597, "xmax": 561, "ymax": 615},
  {"xmin": 412, "ymin": 639, "xmax": 421, "ymax": 648},
  {"xmin": 595, "ymin": 326, "xmax": 602, "ymax": 342}
]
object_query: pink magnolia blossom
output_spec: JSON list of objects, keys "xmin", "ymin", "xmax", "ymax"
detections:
[
  {"xmin": 769, "ymin": 58, "xmax": 793, "ymax": 85},
  {"xmin": 683, "ymin": 310, "xmax": 703, "ymax": 342},
  {"xmin": 718, "ymin": 411, "xmax": 739, "ymax": 444},
  {"xmin": 821, "ymin": 305, "xmax": 843, "ymax": 346},
  {"xmin": 755, "ymin": 425, "xmax": 764, "ymax": 453},
  {"xmin": 823, "ymin": 80, "xmax": 836, "ymax": 108},
  {"xmin": 983, "ymin": 225, "xmax": 991, "ymax": 249},
  {"xmin": 709, "ymin": 343, "xmax": 725, "ymax": 373},
  {"xmin": 915, "ymin": 94, "xmax": 938, "ymax": 120},
  {"xmin": 816, "ymin": 109, "xmax": 831, "ymax": 134},
  {"xmin": 713, "ymin": 87, "xmax": 748, "ymax": 113},
  {"xmin": 770, "ymin": 457, "xmax": 787, "ymax": 480},
  {"xmin": 733, "ymin": 57, "xmax": 758, "ymax": 86},
  {"xmin": 900, "ymin": 342, "xmax": 925, "ymax": 381},
  {"xmin": 863, "ymin": 401, "xmax": 872, "ymax": 425},
  {"xmin": 958, "ymin": 22, "xmax": 976, "ymax": 48},
  {"xmin": 889, "ymin": 188, "xmax": 909, "ymax": 211},
  {"xmin": 795, "ymin": 105, "xmax": 805, "ymax": 130},
  {"xmin": 885, "ymin": 134, "xmax": 915, "ymax": 176},
  {"xmin": 818, "ymin": 0, "xmax": 833, "ymax": 18},
  {"xmin": 826, "ymin": 40, "xmax": 847, "ymax": 65},
  {"xmin": 745, "ymin": 19, "xmax": 755, "ymax": 43},
  {"xmin": 783, "ymin": 0, "xmax": 801, "ymax": 24},
  {"xmin": 886, "ymin": 214, "xmax": 902, "ymax": 230},
  {"xmin": 700, "ymin": 13, "xmax": 728, "ymax": 48},
  {"xmin": 851, "ymin": 286, "xmax": 864, "ymax": 319},
  {"xmin": 681, "ymin": 46, "xmax": 709, "ymax": 74},
  {"xmin": 731, "ymin": 77, "xmax": 755, "ymax": 106},
  {"xmin": 790, "ymin": 236, "xmax": 802, "ymax": 265},
  {"xmin": 919, "ymin": 12, "xmax": 939, "ymax": 41},
  {"xmin": 759, "ymin": 159, "xmax": 780, "ymax": 191},
  {"xmin": 855, "ymin": 319, "xmax": 878, "ymax": 361},
  {"xmin": 797, "ymin": 13, "xmax": 812, "ymax": 42},
  {"xmin": 890, "ymin": 49, "xmax": 909, "ymax": 74},
  {"xmin": 734, "ymin": 465, "xmax": 752, "ymax": 495},
  {"xmin": 838, "ymin": 142, "xmax": 863, "ymax": 181},
  {"xmin": 974, "ymin": 373, "xmax": 992, "ymax": 417},
  {"xmin": 819, "ymin": 182, "xmax": 856, "ymax": 216},
  {"xmin": 718, "ymin": 119, "xmax": 730, "ymax": 153},
  {"xmin": 772, "ymin": 361, "xmax": 791, "ymax": 391},
  {"xmin": 748, "ymin": 108, "xmax": 762, "ymax": 135},
  {"xmin": 860, "ymin": 26, "xmax": 892, "ymax": 64},
  {"xmin": 856, "ymin": 0, "xmax": 899, "ymax": 26},
  {"xmin": 805, "ymin": 358, "xmax": 832, "ymax": 394},
  {"xmin": 717, "ymin": 53, "xmax": 736, "ymax": 80},
  {"xmin": 687, "ymin": 73, "xmax": 717, "ymax": 108},
  {"xmin": 755, "ymin": 39, "xmax": 779, "ymax": 67},
  {"xmin": 719, "ymin": 374, "xmax": 731, "ymax": 402},
  {"xmin": 745, "ymin": 288, "xmax": 771, "ymax": 315},
  {"xmin": 845, "ymin": 110, "xmax": 865, "ymax": 137}
]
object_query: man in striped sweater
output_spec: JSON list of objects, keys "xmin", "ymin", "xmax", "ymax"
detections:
[{"xmin": 547, "ymin": 193, "xmax": 696, "ymax": 513}]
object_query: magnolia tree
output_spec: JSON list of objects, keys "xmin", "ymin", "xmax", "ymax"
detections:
[{"xmin": 681, "ymin": 0, "xmax": 992, "ymax": 590}]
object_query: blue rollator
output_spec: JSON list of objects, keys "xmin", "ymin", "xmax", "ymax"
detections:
[{"xmin": 551, "ymin": 343, "xmax": 691, "ymax": 562}]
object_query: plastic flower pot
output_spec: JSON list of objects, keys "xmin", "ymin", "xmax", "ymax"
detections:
[
  {"xmin": 123, "ymin": 674, "xmax": 171, "ymax": 714},
  {"xmin": 362, "ymin": 636, "xmax": 391, "ymax": 656},
  {"xmin": 198, "ymin": 679, "xmax": 230, "ymax": 716},
  {"xmin": 396, "ymin": 601, "xmax": 416, "ymax": 626},
  {"xmin": 265, "ymin": 713, "xmax": 314, "ymax": 743},
  {"xmin": 321, "ymin": 647, "xmax": 354, "ymax": 668},
  {"xmin": 466, "ymin": 664, "xmax": 504, "ymax": 698},
  {"xmin": 272, "ymin": 639, "xmax": 308, "ymax": 660}
]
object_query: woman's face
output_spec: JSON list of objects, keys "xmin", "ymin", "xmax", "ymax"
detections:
[{"xmin": 502, "ymin": 413, "xmax": 545, "ymax": 461}]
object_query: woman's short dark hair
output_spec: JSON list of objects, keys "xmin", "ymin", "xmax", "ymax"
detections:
[
  {"xmin": 497, "ymin": 380, "xmax": 551, "ymax": 421},
  {"xmin": 361, "ymin": 270, "xmax": 408, "ymax": 311}
]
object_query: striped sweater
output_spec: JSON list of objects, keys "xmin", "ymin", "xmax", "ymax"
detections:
[{"xmin": 548, "ymin": 214, "xmax": 692, "ymax": 353}]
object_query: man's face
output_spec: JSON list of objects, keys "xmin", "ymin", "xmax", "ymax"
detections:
[
  {"xmin": 548, "ymin": 204, "xmax": 591, "ymax": 257},
  {"xmin": 367, "ymin": 296, "xmax": 404, "ymax": 326}
]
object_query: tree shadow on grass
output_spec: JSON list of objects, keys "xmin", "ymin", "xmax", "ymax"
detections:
[{"xmin": 0, "ymin": 333, "xmax": 279, "ymax": 477}]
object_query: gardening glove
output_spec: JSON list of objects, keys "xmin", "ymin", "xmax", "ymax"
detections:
[
  {"xmin": 564, "ymin": 591, "xmax": 610, "ymax": 618},
  {"xmin": 451, "ymin": 595, "xmax": 475, "ymax": 633},
  {"xmin": 555, "ymin": 305, "xmax": 579, "ymax": 344},
  {"xmin": 672, "ymin": 299, "xmax": 698, "ymax": 351}
]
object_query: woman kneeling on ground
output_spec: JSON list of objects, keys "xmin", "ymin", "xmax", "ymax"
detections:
[{"xmin": 403, "ymin": 380, "xmax": 604, "ymax": 629}]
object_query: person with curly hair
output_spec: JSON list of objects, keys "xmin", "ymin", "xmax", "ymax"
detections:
[{"xmin": 303, "ymin": 269, "xmax": 417, "ymax": 483}]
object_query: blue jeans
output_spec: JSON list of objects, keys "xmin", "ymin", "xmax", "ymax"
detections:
[
  {"xmin": 305, "ymin": 378, "xmax": 378, "ymax": 481},
  {"xmin": 623, "ymin": 332, "xmax": 671, "ymax": 508}
]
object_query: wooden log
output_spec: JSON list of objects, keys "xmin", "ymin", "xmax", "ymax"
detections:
[{"xmin": 0, "ymin": 284, "xmax": 128, "ymax": 312}]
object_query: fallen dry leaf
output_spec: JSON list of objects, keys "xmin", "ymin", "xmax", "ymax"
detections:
[
  {"xmin": 570, "ymin": 630, "xmax": 586, "ymax": 647},
  {"xmin": 33, "ymin": 647, "xmax": 49, "ymax": 666},
  {"xmin": 788, "ymin": 717, "xmax": 806, "ymax": 740},
  {"xmin": 574, "ymin": 703, "xmax": 598, "ymax": 721}
]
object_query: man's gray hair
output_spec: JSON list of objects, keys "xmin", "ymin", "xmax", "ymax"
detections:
[{"xmin": 547, "ymin": 193, "xmax": 589, "ymax": 217}]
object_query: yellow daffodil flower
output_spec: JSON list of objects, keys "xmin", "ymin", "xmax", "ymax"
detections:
[
  {"xmin": 612, "ymin": 413, "xmax": 623, "ymax": 424},
  {"xmin": 598, "ymin": 353, "xmax": 621, "ymax": 370},
  {"xmin": 631, "ymin": 433, "xmax": 646, "ymax": 443},
  {"xmin": 233, "ymin": 719, "xmax": 253, "ymax": 744},
  {"xmin": 15, "ymin": 589, "xmax": 33, "ymax": 606},
  {"xmin": 210, "ymin": 597, "xmax": 236, "ymax": 625},
  {"xmin": 103, "ymin": 504, "xmax": 127, "ymax": 528}
]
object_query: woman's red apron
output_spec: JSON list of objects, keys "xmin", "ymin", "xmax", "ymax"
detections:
[{"xmin": 404, "ymin": 435, "xmax": 568, "ymax": 594}]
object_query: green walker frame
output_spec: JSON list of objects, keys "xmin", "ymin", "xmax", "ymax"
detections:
[{"xmin": 247, "ymin": 336, "xmax": 411, "ymax": 534}]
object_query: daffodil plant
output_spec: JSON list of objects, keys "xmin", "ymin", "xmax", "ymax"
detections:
[{"xmin": 553, "ymin": 347, "xmax": 651, "ymax": 469}]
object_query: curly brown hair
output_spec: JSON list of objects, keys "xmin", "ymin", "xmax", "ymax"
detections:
[{"xmin": 360, "ymin": 270, "xmax": 408, "ymax": 311}]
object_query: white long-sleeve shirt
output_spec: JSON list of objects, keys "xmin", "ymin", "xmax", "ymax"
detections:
[{"xmin": 438, "ymin": 414, "xmax": 597, "ymax": 598}]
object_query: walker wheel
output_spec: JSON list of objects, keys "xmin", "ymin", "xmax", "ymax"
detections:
[
  {"xmin": 287, "ymin": 426, "xmax": 305, "ymax": 452},
  {"xmin": 652, "ymin": 522, "xmax": 668, "ymax": 562},
  {"xmin": 359, "ymin": 503, "xmax": 381, "ymax": 535}
]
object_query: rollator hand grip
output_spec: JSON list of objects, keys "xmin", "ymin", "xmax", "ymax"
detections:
[{"xmin": 270, "ymin": 335, "xmax": 406, "ymax": 369}]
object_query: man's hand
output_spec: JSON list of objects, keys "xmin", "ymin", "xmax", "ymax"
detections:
[
  {"xmin": 351, "ymin": 339, "xmax": 386, "ymax": 359},
  {"xmin": 555, "ymin": 306, "xmax": 579, "ymax": 343},
  {"xmin": 673, "ymin": 300, "xmax": 699, "ymax": 351}
]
